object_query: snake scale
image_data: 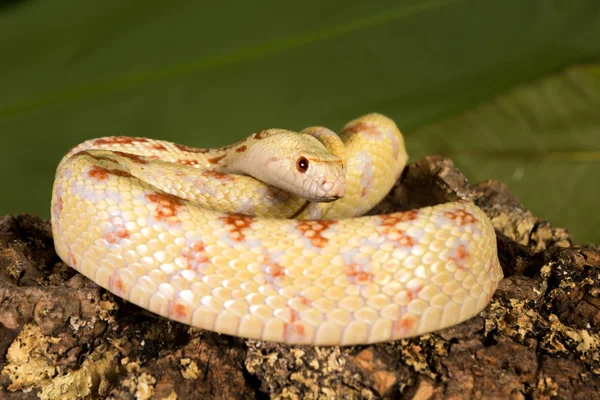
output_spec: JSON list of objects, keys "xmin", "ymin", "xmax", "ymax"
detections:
[{"xmin": 51, "ymin": 113, "xmax": 503, "ymax": 346}]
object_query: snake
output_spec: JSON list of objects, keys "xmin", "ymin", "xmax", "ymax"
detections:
[{"xmin": 50, "ymin": 113, "xmax": 503, "ymax": 346}]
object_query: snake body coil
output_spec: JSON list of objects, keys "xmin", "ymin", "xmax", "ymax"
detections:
[{"xmin": 51, "ymin": 113, "xmax": 502, "ymax": 345}]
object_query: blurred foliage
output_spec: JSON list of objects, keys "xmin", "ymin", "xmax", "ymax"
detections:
[
  {"xmin": 412, "ymin": 66, "xmax": 600, "ymax": 243},
  {"xmin": 0, "ymin": 0, "xmax": 598, "ymax": 242}
]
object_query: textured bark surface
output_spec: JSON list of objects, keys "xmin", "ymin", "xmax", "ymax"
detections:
[{"xmin": 1, "ymin": 155, "xmax": 598, "ymax": 399}]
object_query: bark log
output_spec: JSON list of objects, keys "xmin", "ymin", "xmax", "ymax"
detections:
[{"xmin": 1, "ymin": 156, "xmax": 598, "ymax": 399}]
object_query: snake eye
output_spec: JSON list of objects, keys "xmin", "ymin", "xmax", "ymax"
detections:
[{"xmin": 296, "ymin": 157, "xmax": 309, "ymax": 173}]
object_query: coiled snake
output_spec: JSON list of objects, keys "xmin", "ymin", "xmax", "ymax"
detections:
[{"xmin": 51, "ymin": 113, "xmax": 502, "ymax": 345}]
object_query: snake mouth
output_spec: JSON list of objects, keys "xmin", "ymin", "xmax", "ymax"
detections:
[
  {"xmin": 319, "ymin": 178, "xmax": 345, "ymax": 200},
  {"xmin": 318, "ymin": 195, "xmax": 342, "ymax": 203}
]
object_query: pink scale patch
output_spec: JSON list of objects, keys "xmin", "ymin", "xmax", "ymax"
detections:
[
  {"xmin": 384, "ymin": 128, "xmax": 400, "ymax": 161},
  {"xmin": 357, "ymin": 152, "xmax": 374, "ymax": 198}
]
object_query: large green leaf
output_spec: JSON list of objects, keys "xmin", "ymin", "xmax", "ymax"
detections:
[
  {"xmin": 0, "ymin": 0, "xmax": 599, "ymax": 242},
  {"xmin": 411, "ymin": 66, "xmax": 600, "ymax": 243}
]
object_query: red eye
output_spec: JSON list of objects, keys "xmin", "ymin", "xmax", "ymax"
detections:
[{"xmin": 296, "ymin": 157, "xmax": 309, "ymax": 173}]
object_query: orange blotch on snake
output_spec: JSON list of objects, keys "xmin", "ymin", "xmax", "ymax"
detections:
[
  {"xmin": 344, "ymin": 263, "xmax": 374, "ymax": 284},
  {"xmin": 266, "ymin": 262, "xmax": 285, "ymax": 280},
  {"xmin": 295, "ymin": 220, "xmax": 336, "ymax": 248},
  {"xmin": 377, "ymin": 214, "xmax": 416, "ymax": 246},
  {"xmin": 178, "ymin": 159, "xmax": 200, "ymax": 166},
  {"xmin": 181, "ymin": 240, "xmax": 209, "ymax": 269},
  {"xmin": 394, "ymin": 314, "xmax": 417, "ymax": 337},
  {"xmin": 102, "ymin": 227, "xmax": 130, "ymax": 244},
  {"xmin": 111, "ymin": 169, "xmax": 134, "ymax": 178},
  {"xmin": 145, "ymin": 193, "xmax": 183, "ymax": 224},
  {"xmin": 66, "ymin": 251, "xmax": 77, "ymax": 267},
  {"xmin": 397, "ymin": 234, "xmax": 414, "ymax": 247},
  {"xmin": 252, "ymin": 130, "xmax": 269, "ymax": 140},
  {"xmin": 113, "ymin": 277, "xmax": 126, "ymax": 294},
  {"xmin": 172, "ymin": 303, "xmax": 191, "ymax": 320},
  {"xmin": 342, "ymin": 122, "xmax": 381, "ymax": 138},
  {"xmin": 75, "ymin": 151, "xmax": 117, "ymax": 165},
  {"xmin": 235, "ymin": 145, "xmax": 247, "ymax": 153},
  {"xmin": 208, "ymin": 154, "xmax": 226, "ymax": 164},
  {"xmin": 113, "ymin": 151, "xmax": 148, "ymax": 165},
  {"xmin": 150, "ymin": 143, "xmax": 167, "ymax": 151},
  {"xmin": 88, "ymin": 166, "xmax": 134, "ymax": 181},
  {"xmin": 283, "ymin": 308, "xmax": 305, "ymax": 341},
  {"xmin": 220, "ymin": 214, "xmax": 254, "ymax": 242},
  {"xmin": 93, "ymin": 136, "xmax": 147, "ymax": 146},
  {"xmin": 261, "ymin": 255, "xmax": 286, "ymax": 286},
  {"xmin": 299, "ymin": 295, "xmax": 310, "ymax": 306},
  {"xmin": 449, "ymin": 244, "xmax": 470, "ymax": 269},
  {"xmin": 405, "ymin": 286, "xmax": 422, "ymax": 303},
  {"xmin": 360, "ymin": 185, "xmax": 369, "ymax": 197},
  {"xmin": 88, "ymin": 166, "xmax": 110, "ymax": 181},
  {"xmin": 444, "ymin": 209, "xmax": 478, "ymax": 226},
  {"xmin": 204, "ymin": 170, "xmax": 233, "ymax": 181},
  {"xmin": 175, "ymin": 143, "xmax": 210, "ymax": 153}
]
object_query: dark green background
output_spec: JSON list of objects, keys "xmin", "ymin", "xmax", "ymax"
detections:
[{"xmin": 1, "ymin": 0, "xmax": 599, "ymax": 242}]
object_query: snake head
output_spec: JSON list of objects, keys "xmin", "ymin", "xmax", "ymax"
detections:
[
  {"xmin": 288, "ymin": 148, "xmax": 346, "ymax": 202},
  {"xmin": 229, "ymin": 130, "xmax": 346, "ymax": 202}
]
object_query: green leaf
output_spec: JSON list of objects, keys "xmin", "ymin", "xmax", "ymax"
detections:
[
  {"xmin": 0, "ymin": 0, "xmax": 599, "ymax": 242},
  {"xmin": 411, "ymin": 65, "xmax": 600, "ymax": 243}
]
